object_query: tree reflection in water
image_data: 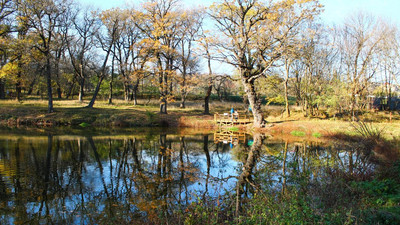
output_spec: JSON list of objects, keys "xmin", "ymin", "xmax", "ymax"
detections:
[{"xmin": 0, "ymin": 131, "xmax": 376, "ymax": 224}]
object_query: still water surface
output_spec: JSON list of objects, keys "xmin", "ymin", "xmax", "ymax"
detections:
[{"xmin": 0, "ymin": 128, "xmax": 374, "ymax": 224}]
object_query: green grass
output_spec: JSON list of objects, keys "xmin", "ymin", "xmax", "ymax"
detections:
[
  {"xmin": 79, "ymin": 122, "xmax": 90, "ymax": 128},
  {"xmin": 312, "ymin": 132, "xmax": 322, "ymax": 138},
  {"xmin": 291, "ymin": 130, "xmax": 306, "ymax": 137}
]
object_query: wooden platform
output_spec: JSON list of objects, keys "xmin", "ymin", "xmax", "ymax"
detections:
[{"xmin": 214, "ymin": 113, "xmax": 252, "ymax": 127}]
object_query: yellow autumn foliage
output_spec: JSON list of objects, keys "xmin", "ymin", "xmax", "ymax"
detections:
[{"xmin": 0, "ymin": 62, "xmax": 19, "ymax": 79}]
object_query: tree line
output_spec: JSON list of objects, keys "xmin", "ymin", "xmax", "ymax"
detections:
[{"xmin": 0, "ymin": 0, "xmax": 398, "ymax": 127}]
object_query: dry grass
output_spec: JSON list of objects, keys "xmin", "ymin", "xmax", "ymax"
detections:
[{"xmin": 1, "ymin": 99, "xmax": 400, "ymax": 140}]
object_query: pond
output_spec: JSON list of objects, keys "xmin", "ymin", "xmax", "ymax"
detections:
[{"xmin": 0, "ymin": 128, "xmax": 380, "ymax": 224}]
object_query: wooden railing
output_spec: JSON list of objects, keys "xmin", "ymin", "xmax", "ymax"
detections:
[{"xmin": 214, "ymin": 113, "xmax": 252, "ymax": 127}]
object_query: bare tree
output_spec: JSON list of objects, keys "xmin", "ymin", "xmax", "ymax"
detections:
[
  {"xmin": 177, "ymin": 8, "xmax": 203, "ymax": 108},
  {"xmin": 87, "ymin": 8, "xmax": 120, "ymax": 108},
  {"xmin": 18, "ymin": 0, "xmax": 73, "ymax": 112},
  {"xmin": 379, "ymin": 22, "xmax": 399, "ymax": 110},
  {"xmin": 209, "ymin": 0, "xmax": 321, "ymax": 128},
  {"xmin": 336, "ymin": 13, "xmax": 388, "ymax": 120},
  {"xmin": 137, "ymin": 0, "xmax": 184, "ymax": 114},
  {"xmin": 66, "ymin": 5, "xmax": 98, "ymax": 102}
]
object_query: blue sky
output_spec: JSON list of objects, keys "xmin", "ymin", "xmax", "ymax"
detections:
[
  {"xmin": 80, "ymin": 0, "xmax": 400, "ymax": 25},
  {"xmin": 79, "ymin": 0, "xmax": 400, "ymax": 74}
]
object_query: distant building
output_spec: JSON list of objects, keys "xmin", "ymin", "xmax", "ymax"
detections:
[{"xmin": 368, "ymin": 95, "xmax": 400, "ymax": 110}]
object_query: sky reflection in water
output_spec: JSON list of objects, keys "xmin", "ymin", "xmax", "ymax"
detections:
[{"xmin": 0, "ymin": 129, "xmax": 374, "ymax": 224}]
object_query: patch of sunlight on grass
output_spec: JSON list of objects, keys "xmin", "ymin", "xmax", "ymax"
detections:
[
  {"xmin": 312, "ymin": 132, "xmax": 322, "ymax": 138},
  {"xmin": 291, "ymin": 130, "xmax": 306, "ymax": 137}
]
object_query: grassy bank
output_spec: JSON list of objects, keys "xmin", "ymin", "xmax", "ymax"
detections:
[
  {"xmin": 0, "ymin": 99, "xmax": 207, "ymax": 127},
  {"xmin": 1, "ymin": 99, "xmax": 400, "ymax": 139}
]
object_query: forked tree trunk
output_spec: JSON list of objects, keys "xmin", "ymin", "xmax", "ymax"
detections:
[{"xmin": 242, "ymin": 77, "xmax": 265, "ymax": 128}]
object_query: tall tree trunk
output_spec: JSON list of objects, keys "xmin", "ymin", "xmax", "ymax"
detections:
[
  {"xmin": 204, "ymin": 83, "xmax": 212, "ymax": 115},
  {"xmin": 78, "ymin": 76, "xmax": 84, "ymax": 102},
  {"xmin": 16, "ymin": 79, "xmax": 22, "ymax": 101},
  {"xmin": 86, "ymin": 33, "xmax": 115, "ymax": 108},
  {"xmin": 46, "ymin": 55, "xmax": 54, "ymax": 113},
  {"xmin": 216, "ymin": 86, "xmax": 223, "ymax": 102},
  {"xmin": 295, "ymin": 72, "xmax": 301, "ymax": 106},
  {"xmin": 123, "ymin": 80, "xmax": 129, "ymax": 101},
  {"xmin": 351, "ymin": 96, "xmax": 356, "ymax": 121},
  {"xmin": 56, "ymin": 83, "xmax": 62, "ymax": 99},
  {"xmin": 55, "ymin": 63, "xmax": 62, "ymax": 99},
  {"xmin": 303, "ymin": 97, "xmax": 308, "ymax": 117},
  {"xmin": 158, "ymin": 57, "xmax": 168, "ymax": 114},
  {"xmin": 350, "ymin": 83, "xmax": 356, "ymax": 121},
  {"xmin": 66, "ymin": 80, "xmax": 75, "ymax": 99},
  {"xmin": 108, "ymin": 55, "xmax": 114, "ymax": 104},
  {"xmin": 242, "ymin": 77, "xmax": 265, "ymax": 128},
  {"xmin": 180, "ymin": 97, "xmax": 186, "ymax": 109},
  {"xmin": 160, "ymin": 96, "xmax": 167, "ymax": 114},
  {"xmin": 132, "ymin": 78, "xmax": 140, "ymax": 106},
  {"xmin": 284, "ymin": 79, "xmax": 290, "ymax": 117},
  {"xmin": 16, "ymin": 56, "xmax": 22, "ymax": 101},
  {"xmin": 27, "ymin": 75, "xmax": 37, "ymax": 95},
  {"xmin": 0, "ymin": 54, "xmax": 5, "ymax": 99},
  {"xmin": 57, "ymin": 79, "xmax": 62, "ymax": 99},
  {"xmin": 87, "ymin": 76, "xmax": 105, "ymax": 108},
  {"xmin": 0, "ymin": 78, "xmax": 5, "ymax": 99},
  {"xmin": 204, "ymin": 46, "xmax": 213, "ymax": 115},
  {"xmin": 180, "ymin": 57, "xmax": 187, "ymax": 109},
  {"xmin": 108, "ymin": 74, "xmax": 113, "ymax": 104},
  {"xmin": 284, "ymin": 59, "xmax": 291, "ymax": 117},
  {"xmin": 180, "ymin": 73, "xmax": 186, "ymax": 109}
]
